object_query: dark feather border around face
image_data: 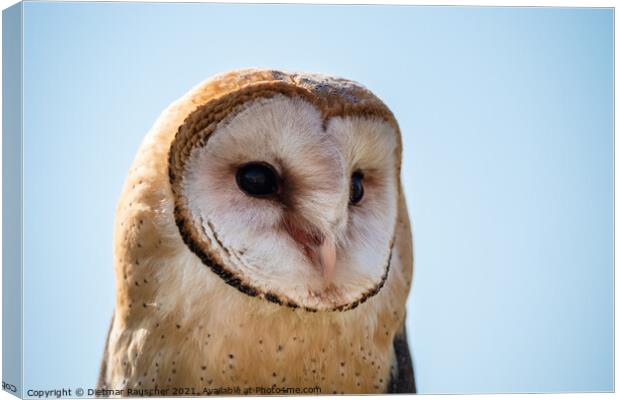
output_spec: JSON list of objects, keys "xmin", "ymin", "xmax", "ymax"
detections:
[{"xmin": 168, "ymin": 81, "xmax": 399, "ymax": 312}]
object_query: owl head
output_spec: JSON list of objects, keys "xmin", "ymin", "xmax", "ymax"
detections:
[{"xmin": 166, "ymin": 69, "xmax": 402, "ymax": 312}]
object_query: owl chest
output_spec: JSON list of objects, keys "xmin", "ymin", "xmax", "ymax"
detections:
[{"xmin": 117, "ymin": 302, "xmax": 395, "ymax": 394}]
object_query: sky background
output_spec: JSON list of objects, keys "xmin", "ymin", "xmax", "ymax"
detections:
[{"xmin": 19, "ymin": 2, "xmax": 613, "ymax": 395}]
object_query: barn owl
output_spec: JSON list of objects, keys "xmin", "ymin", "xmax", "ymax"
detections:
[{"xmin": 98, "ymin": 68, "xmax": 415, "ymax": 395}]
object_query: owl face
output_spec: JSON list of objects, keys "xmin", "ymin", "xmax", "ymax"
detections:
[{"xmin": 169, "ymin": 77, "xmax": 400, "ymax": 311}]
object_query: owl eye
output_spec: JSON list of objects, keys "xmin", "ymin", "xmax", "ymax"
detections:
[
  {"xmin": 350, "ymin": 170, "xmax": 364, "ymax": 205},
  {"xmin": 236, "ymin": 162, "xmax": 280, "ymax": 197}
]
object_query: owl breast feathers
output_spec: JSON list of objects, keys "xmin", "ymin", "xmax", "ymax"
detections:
[{"xmin": 98, "ymin": 68, "xmax": 415, "ymax": 394}]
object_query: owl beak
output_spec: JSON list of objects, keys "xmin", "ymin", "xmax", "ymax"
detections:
[
  {"xmin": 283, "ymin": 219, "xmax": 337, "ymax": 281},
  {"xmin": 318, "ymin": 239, "xmax": 337, "ymax": 282}
]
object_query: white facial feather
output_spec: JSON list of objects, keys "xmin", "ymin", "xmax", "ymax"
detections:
[{"xmin": 180, "ymin": 95, "xmax": 398, "ymax": 310}]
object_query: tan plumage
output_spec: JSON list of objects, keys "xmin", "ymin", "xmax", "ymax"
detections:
[{"xmin": 98, "ymin": 69, "xmax": 415, "ymax": 394}]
